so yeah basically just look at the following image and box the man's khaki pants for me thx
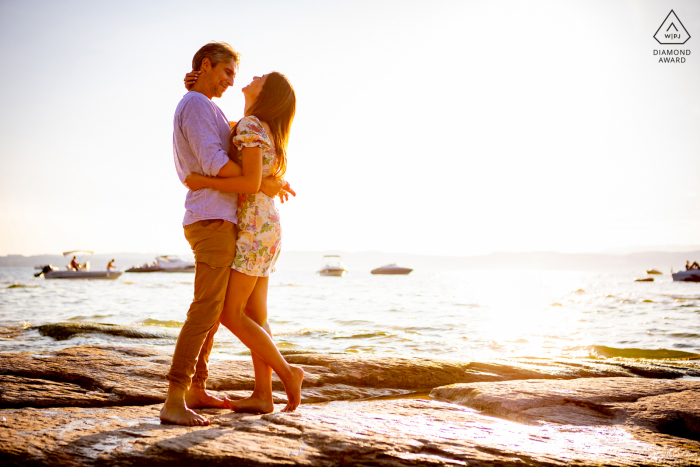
[166,219,238,390]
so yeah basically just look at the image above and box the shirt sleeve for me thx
[232,116,267,150]
[180,97,230,177]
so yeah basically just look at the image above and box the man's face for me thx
[208,59,237,98]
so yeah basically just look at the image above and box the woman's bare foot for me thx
[159,403,210,426]
[281,365,304,412]
[185,386,230,409]
[228,395,274,414]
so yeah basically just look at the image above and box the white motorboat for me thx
[126,255,195,273]
[35,251,123,280]
[672,270,700,282]
[317,255,347,277]
[371,263,413,275]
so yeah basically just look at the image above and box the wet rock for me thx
[467,356,698,380]
[34,322,177,340]
[589,346,700,359]
[0,325,29,339]
[285,354,476,389]
[283,354,641,388]
[431,377,700,445]
[0,347,418,408]
[2,346,700,465]
[0,375,120,408]
[2,399,699,466]
[0,346,171,407]
[222,386,415,405]
[2,346,699,410]
[621,389,700,442]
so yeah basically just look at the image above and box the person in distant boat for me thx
[692,261,700,270]
[106,259,116,271]
[161,42,293,427]
[70,256,80,271]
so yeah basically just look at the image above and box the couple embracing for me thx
[160,42,304,426]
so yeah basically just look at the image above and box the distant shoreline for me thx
[2,250,700,272]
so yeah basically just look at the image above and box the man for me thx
[160,42,285,426]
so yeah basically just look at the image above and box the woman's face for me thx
[242,74,269,101]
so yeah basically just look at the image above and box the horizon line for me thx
[3,248,700,259]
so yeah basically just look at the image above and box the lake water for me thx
[1,267,699,362]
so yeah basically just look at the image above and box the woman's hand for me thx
[278,181,297,204]
[184,71,201,90]
[260,176,284,198]
[183,173,209,191]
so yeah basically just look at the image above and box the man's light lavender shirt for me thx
[173,91,238,226]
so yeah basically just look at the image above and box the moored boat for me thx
[371,263,413,275]
[35,251,123,280]
[317,255,347,277]
[36,265,123,280]
[126,255,195,273]
[672,270,700,282]
[645,269,662,275]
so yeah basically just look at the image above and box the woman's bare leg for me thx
[220,270,304,411]
[229,277,274,413]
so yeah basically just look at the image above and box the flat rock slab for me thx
[431,377,700,443]
[2,346,699,410]
[2,399,698,466]
[0,375,120,408]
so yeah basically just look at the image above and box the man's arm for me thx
[181,99,231,177]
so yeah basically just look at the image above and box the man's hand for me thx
[184,71,201,91]
[183,173,208,191]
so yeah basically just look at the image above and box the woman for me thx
[184,71,303,413]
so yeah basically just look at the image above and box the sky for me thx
[0,0,699,257]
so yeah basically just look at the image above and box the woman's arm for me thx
[217,160,243,178]
[205,152,288,199]
[185,148,262,194]
[184,71,200,90]
[213,160,289,199]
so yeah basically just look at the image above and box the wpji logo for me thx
[654,10,690,44]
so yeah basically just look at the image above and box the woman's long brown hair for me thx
[230,71,296,178]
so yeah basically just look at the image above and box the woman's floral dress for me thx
[231,116,282,277]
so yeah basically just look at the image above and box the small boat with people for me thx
[317,255,347,277]
[35,251,123,280]
[126,255,195,273]
[672,270,700,282]
[671,261,700,282]
[371,263,413,275]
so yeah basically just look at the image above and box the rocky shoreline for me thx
[1,346,699,466]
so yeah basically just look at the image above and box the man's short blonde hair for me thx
[192,42,241,71]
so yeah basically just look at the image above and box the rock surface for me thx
[431,377,700,445]
[34,322,178,340]
[2,399,699,466]
[2,346,698,409]
[1,346,700,466]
